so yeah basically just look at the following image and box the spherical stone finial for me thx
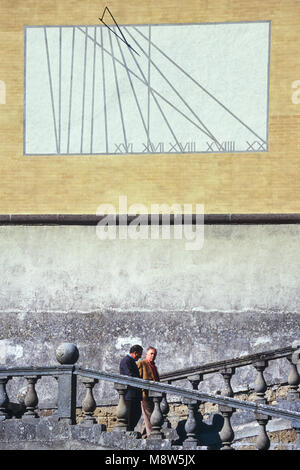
[56,343,79,365]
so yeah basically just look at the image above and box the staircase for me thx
[0,342,300,450]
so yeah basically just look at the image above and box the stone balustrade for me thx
[0,342,300,450]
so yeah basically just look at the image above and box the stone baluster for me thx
[23,376,41,419]
[0,377,11,421]
[254,412,270,450]
[187,374,202,411]
[253,361,268,404]
[160,392,170,428]
[220,368,235,397]
[81,377,98,425]
[252,361,271,449]
[288,349,300,400]
[114,383,128,432]
[287,358,300,401]
[219,369,235,450]
[183,398,199,446]
[219,405,235,450]
[149,391,164,439]
[188,374,202,391]
[182,374,203,447]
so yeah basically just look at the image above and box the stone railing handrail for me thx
[1,364,300,423]
[1,343,300,450]
[76,366,300,423]
[0,365,75,377]
[159,344,298,382]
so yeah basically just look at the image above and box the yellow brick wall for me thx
[0,0,299,214]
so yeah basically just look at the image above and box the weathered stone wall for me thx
[0,224,299,403]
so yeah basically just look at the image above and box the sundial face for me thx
[24,9,270,156]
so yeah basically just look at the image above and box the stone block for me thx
[97,430,130,450]
[92,423,106,443]
[22,415,40,424]
[162,427,179,441]
[145,439,173,450]
[94,407,108,416]
[1,420,23,442]
[52,420,72,440]
[19,421,37,441]
[182,440,199,449]
[280,429,297,443]
[71,423,95,442]
[107,416,118,429]
[97,416,109,428]
[268,431,279,443]
[0,423,6,441]
[36,417,56,441]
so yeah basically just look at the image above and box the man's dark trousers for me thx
[119,355,142,431]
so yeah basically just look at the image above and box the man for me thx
[119,344,143,431]
[137,346,160,438]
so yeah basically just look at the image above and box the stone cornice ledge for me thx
[0,214,300,225]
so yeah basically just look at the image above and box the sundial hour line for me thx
[99,6,140,56]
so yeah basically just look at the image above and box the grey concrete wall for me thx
[0,224,299,403]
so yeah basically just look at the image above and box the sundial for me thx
[24,8,271,156]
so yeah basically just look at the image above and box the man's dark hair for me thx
[129,344,143,354]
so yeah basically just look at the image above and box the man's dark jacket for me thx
[119,355,142,400]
